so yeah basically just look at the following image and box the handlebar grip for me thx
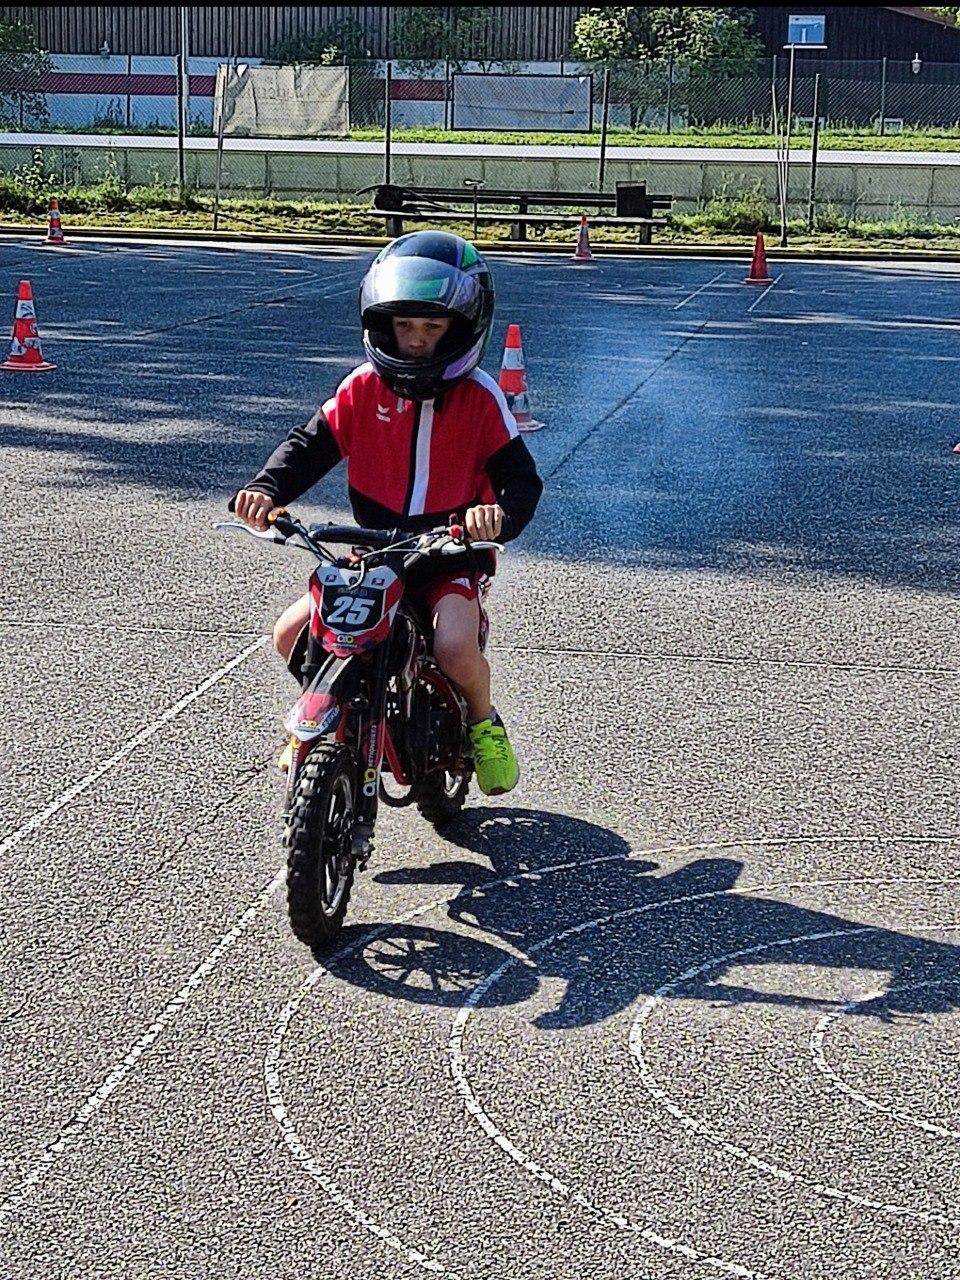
[307,523,397,547]
[267,509,297,538]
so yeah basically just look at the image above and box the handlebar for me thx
[214,510,503,560]
[272,515,397,547]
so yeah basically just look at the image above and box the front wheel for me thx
[285,745,356,951]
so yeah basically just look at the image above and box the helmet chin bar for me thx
[362,328,486,401]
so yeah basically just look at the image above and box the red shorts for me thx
[413,572,490,651]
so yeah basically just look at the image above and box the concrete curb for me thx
[4,221,960,264]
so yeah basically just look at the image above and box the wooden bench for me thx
[357,182,674,244]
[367,207,667,243]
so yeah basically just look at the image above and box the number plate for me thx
[319,583,385,632]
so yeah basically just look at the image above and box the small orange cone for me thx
[45,197,65,246]
[572,214,593,262]
[498,323,543,433]
[1,280,56,372]
[745,232,773,284]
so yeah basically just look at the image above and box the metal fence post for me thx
[213,66,227,230]
[598,67,611,189]
[807,72,821,231]
[879,55,887,135]
[126,53,132,128]
[770,53,778,132]
[666,55,674,134]
[176,39,186,193]
[384,60,392,184]
[780,43,796,247]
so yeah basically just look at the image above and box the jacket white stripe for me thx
[469,368,519,440]
[408,398,434,516]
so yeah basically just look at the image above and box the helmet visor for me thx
[361,256,481,321]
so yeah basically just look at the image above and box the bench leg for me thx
[386,214,403,237]
[639,224,652,245]
[511,220,526,241]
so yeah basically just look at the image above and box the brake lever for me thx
[437,537,503,555]
[213,520,287,544]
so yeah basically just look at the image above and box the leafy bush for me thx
[670,178,773,233]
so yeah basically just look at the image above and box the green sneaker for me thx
[469,718,520,796]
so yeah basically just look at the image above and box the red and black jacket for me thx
[241,364,543,547]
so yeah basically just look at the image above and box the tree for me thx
[392,6,513,73]
[570,6,763,74]
[0,18,50,127]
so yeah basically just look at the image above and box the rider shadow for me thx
[332,807,960,1026]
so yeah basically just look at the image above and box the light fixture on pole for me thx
[912,52,922,75]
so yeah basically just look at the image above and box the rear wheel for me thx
[416,767,471,828]
[413,672,471,828]
[285,745,356,951]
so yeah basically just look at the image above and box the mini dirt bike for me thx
[217,511,502,951]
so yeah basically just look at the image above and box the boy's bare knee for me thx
[273,619,292,661]
[274,594,311,662]
[434,633,480,679]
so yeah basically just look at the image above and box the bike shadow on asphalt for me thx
[331,806,960,1027]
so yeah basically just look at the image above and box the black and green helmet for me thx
[359,230,495,400]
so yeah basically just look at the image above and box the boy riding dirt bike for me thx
[226,232,543,946]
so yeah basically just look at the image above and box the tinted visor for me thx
[361,257,481,321]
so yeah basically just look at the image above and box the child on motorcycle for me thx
[231,231,543,797]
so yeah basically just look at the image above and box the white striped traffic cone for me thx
[1,279,56,372]
[498,323,543,432]
[45,197,66,246]
[572,214,593,262]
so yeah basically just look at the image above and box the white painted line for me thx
[268,834,960,1279]
[629,919,960,1227]
[0,636,269,862]
[446,868,960,1274]
[0,863,286,1225]
[747,272,784,313]
[810,968,960,1140]
[265,967,458,1277]
[673,270,726,309]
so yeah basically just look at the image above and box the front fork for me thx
[349,639,392,868]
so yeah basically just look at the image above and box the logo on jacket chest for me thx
[375,395,407,425]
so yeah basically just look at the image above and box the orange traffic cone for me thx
[45,197,65,246]
[572,213,593,262]
[1,280,56,372]
[498,323,543,433]
[745,232,773,284]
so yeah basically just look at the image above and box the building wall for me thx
[750,7,960,62]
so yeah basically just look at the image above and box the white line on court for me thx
[747,272,784,312]
[0,863,286,1225]
[673,270,726,309]
[0,635,269,862]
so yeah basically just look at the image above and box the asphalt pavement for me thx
[1,235,959,1280]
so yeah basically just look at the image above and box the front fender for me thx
[284,655,361,743]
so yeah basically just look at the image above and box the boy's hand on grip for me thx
[465,504,503,542]
[235,489,278,531]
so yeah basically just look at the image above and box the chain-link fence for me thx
[8,55,960,136]
[4,55,960,234]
